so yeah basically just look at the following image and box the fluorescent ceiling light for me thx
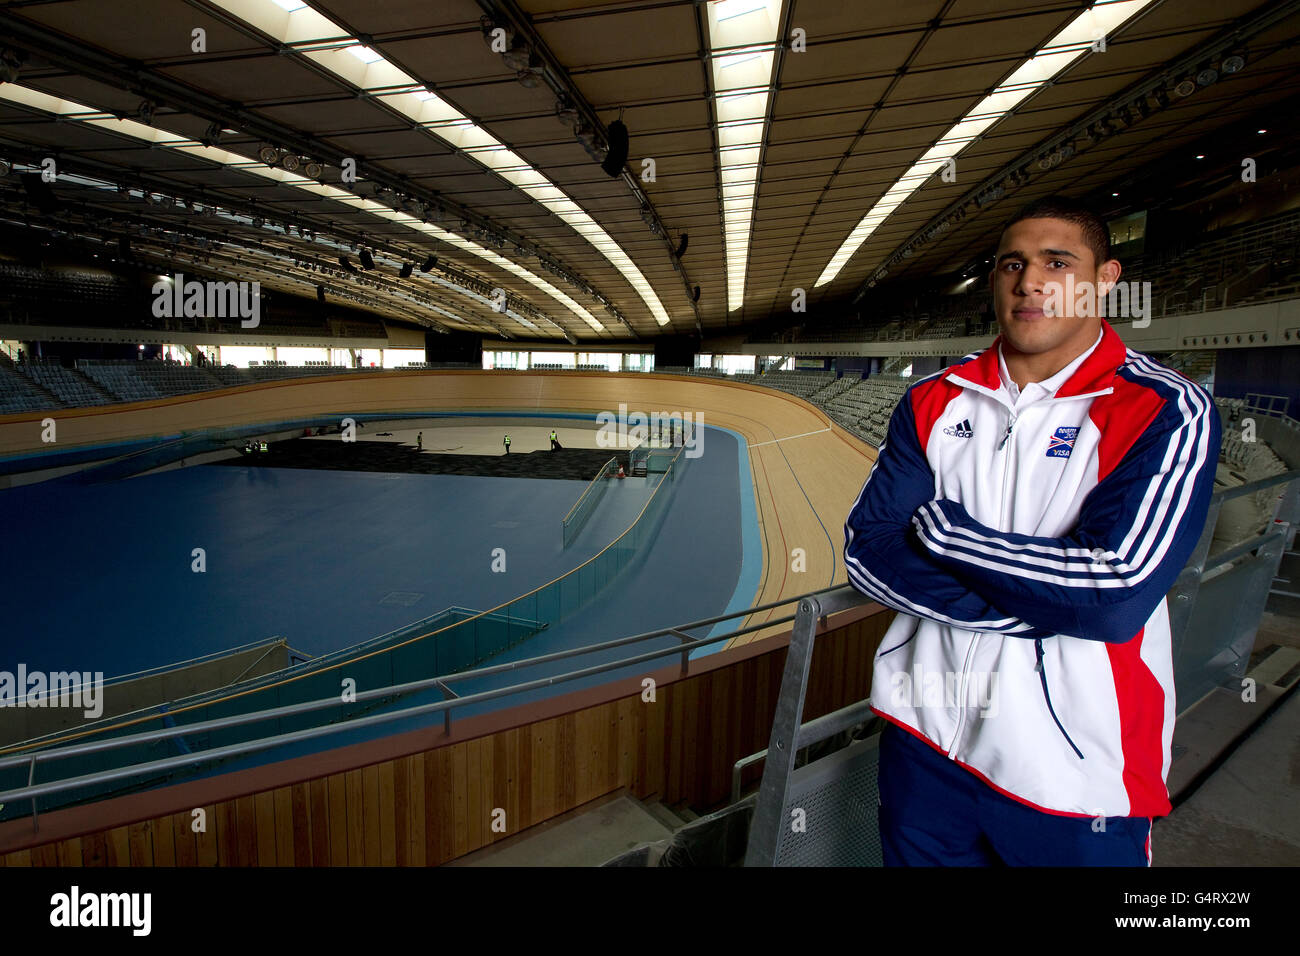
[345,44,383,65]
[706,4,780,313]
[202,0,670,328]
[813,0,1159,288]
[0,82,603,335]
[717,0,769,22]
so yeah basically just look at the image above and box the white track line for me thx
[748,427,832,447]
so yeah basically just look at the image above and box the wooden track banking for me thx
[0,371,879,648]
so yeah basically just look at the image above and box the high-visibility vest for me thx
[504,435,511,445]
[550,431,557,440]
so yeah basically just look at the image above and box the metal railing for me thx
[561,456,618,547]
[3,465,1295,846]
[0,445,693,822]
[0,588,804,824]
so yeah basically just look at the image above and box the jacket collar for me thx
[947,319,1126,400]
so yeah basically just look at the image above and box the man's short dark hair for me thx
[1001,195,1111,267]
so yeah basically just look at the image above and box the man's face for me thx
[988,217,1119,360]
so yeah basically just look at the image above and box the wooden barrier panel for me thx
[0,606,892,867]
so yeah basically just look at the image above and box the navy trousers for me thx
[877,722,1153,866]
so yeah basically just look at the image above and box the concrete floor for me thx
[445,792,674,867]
[1156,688,1300,865]
[1156,547,1300,866]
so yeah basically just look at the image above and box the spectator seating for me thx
[75,361,163,403]
[15,363,116,407]
[0,366,57,414]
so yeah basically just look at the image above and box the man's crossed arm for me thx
[844,374,1221,644]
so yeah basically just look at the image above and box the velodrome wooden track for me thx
[0,371,879,648]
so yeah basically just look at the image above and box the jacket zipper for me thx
[945,635,981,756]
[1035,638,1085,759]
[948,406,1017,756]
[997,413,1016,451]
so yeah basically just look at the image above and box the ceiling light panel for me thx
[205,0,670,327]
[0,82,603,334]
[706,0,783,313]
[813,0,1159,288]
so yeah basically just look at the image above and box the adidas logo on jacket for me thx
[844,320,1221,818]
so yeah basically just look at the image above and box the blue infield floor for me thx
[0,425,752,798]
[0,465,659,676]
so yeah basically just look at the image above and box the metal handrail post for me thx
[744,585,864,866]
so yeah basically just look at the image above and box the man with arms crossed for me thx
[844,196,1221,865]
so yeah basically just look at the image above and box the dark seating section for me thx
[0,366,55,414]
[748,206,1300,347]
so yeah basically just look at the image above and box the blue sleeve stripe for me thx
[1114,353,1214,568]
[913,505,1137,586]
[844,556,1034,632]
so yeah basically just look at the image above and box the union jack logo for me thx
[1046,426,1079,459]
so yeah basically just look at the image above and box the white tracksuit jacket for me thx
[844,320,1221,818]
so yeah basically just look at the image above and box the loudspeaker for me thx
[316,286,326,303]
[674,233,689,259]
[421,255,437,272]
[338,255,356,272]
[601,119,629,177]
[358,248,375,270]
[399,262,413,279]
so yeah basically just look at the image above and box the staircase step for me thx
[671,802,699,823]
[641,801,688,832]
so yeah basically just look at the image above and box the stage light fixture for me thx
[555,97,579,126]
[501,43,533,73]
[0,48,23,85]
[258,145,281,165]
[1221,53,1246,74]
[304,161,323,179]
